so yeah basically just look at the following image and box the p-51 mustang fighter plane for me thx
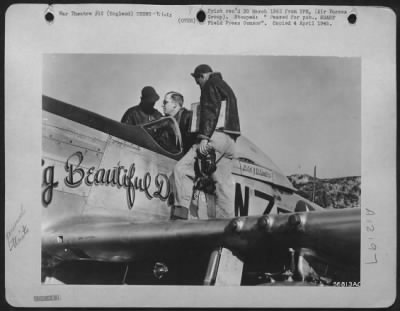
[41,95,360,286]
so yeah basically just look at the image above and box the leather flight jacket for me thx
[198,72,241,140]
[121,103,163,126]
[175,108,197,153]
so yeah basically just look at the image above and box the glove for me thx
[198,149,217,176]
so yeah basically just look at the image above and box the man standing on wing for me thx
[121,86,162,126]
[172,64,241,220]
[162,91,196,153]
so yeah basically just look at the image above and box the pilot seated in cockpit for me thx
[162,91,196,154]
[172,64,241,220]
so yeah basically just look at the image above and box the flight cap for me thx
[141,86,160,103]
[191,64,213,78]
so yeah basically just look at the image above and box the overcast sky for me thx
[43,54,360,178]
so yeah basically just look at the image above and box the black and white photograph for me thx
[41,54,361,286]
[5,4,396,308]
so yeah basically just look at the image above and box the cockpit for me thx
[42,95,185,159]
[142,117,183,155]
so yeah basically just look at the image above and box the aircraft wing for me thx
[42,208,360,267]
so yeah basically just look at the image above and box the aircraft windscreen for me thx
[143,117,182,154]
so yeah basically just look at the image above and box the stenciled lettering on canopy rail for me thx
[41,151,170,209]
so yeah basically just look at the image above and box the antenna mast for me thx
[312,165,316,202]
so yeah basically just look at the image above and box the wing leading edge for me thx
[42,208,360,267]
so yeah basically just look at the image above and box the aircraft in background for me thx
[41,95,360,286]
